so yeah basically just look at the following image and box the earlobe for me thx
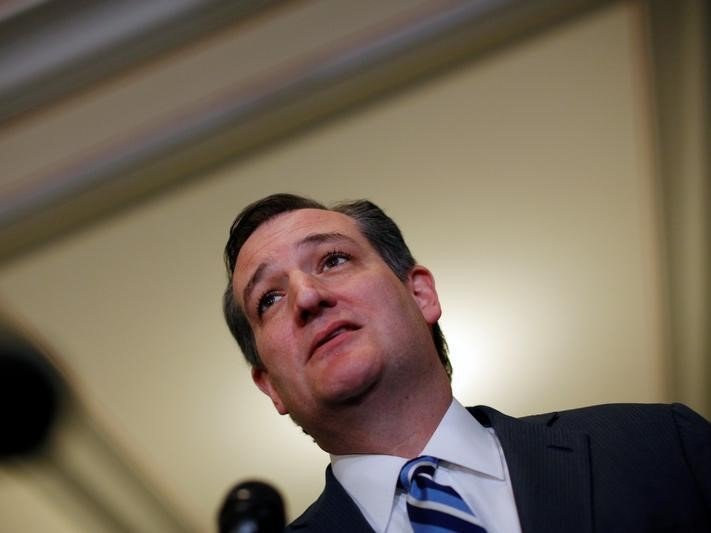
[408,265,442,325]
[251,367,289,415]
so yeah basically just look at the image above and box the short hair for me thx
[223,193,451,378]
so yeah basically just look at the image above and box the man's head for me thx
[223,193,451,377]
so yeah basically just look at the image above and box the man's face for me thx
[232,209,441,430]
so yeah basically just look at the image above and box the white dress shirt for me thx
[330,399,522,533]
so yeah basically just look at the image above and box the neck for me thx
[308,362,453,457]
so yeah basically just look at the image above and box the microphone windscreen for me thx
[218,479,286,533]
[0,331,62,459]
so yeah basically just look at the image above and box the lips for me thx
[310,321,360,357]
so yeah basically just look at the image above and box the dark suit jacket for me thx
[286,403,711,532]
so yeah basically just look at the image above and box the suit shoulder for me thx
[286,479,333,532]
[286,500,319,531]
[286,465,372,532]
[470,402,709,435]
[517,402,710,438]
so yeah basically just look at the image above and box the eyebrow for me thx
[241,232,358,308]
[299,231,356,248]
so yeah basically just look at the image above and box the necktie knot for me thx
[399,455,439,491]
[398,455,488,532]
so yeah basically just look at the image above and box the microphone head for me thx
[218,479,285,533]
[0,329,62,459]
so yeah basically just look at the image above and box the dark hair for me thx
[222,193,451,378]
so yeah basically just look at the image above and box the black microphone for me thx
[218,480,286,533]
[0,326,63,459]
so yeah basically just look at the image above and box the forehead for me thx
[234,208,365,280]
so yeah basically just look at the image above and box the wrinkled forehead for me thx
[233,208,364,289]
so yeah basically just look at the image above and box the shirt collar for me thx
[330,399,504,531]
[330,453,404,531]
[423,398,504,480]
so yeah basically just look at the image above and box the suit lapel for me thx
[470,406,594,533]
[288,465,374,532]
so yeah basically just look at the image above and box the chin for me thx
[318,363,382,406]
[326,378,379,406]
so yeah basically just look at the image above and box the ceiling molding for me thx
[0,0,284,123]
[0,0,610,264]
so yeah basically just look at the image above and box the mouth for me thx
[310,322,360,357]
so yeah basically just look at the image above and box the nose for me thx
[289,272,335,326]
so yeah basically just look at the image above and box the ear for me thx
[407,265,442,325]
[251,366,289,415]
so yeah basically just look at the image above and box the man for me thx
[223,193,711,532]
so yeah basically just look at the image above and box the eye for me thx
[257,290,283,317]
[321,250,351,272]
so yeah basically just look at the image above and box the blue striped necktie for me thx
[399,455,488,532]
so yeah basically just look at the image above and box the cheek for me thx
[253,328,280,368]
[254,322,297,371]
[368,277,413,314]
